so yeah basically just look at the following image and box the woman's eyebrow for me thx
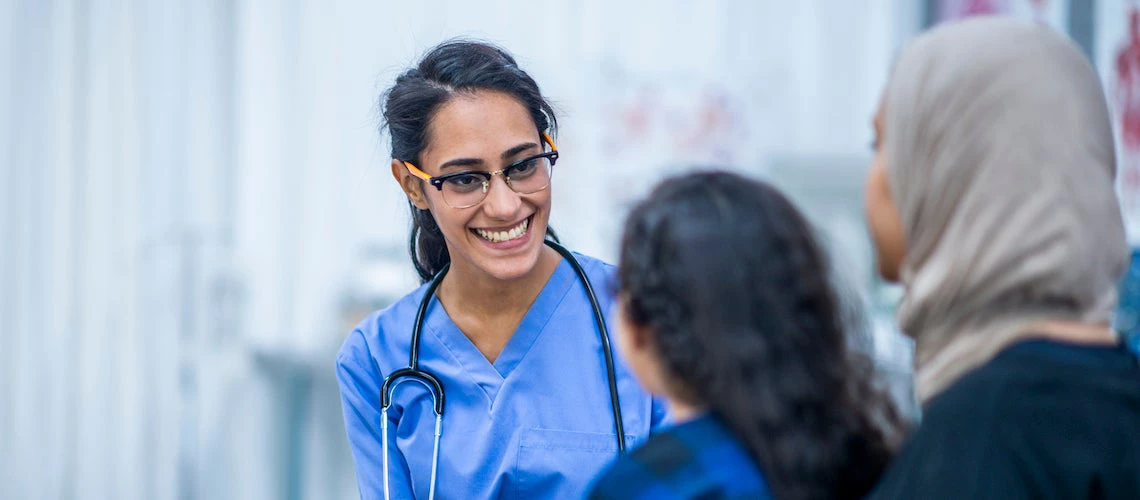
[438,142,539,171]
[502,142,539,159]
[438,157,483,171]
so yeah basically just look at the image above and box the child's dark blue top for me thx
[588,413,771,500]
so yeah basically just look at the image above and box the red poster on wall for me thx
[935,0,1066,29]
[1117,10,1140,160]
[1101,1,1140,242]
[939,0,1011,19]
[1116,8,1140,237]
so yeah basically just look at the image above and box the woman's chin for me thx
[472,243,545,282]
[485,258,541,282]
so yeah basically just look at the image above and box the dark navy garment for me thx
[588,413,771,500]
[871,339,1140,500]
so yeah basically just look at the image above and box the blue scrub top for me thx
[337,253,669,499]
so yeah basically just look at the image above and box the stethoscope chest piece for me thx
[378,240,625,499]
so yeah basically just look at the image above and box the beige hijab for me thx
[883,17,1128,404]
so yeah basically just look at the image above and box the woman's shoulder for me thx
[569,251,614,270]
[336,281,432,369]
[569,251,618,289]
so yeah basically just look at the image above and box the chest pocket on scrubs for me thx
[514,428,634,499]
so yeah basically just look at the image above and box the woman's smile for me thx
[470,214,533,250]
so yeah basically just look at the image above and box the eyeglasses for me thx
[403,133,559,209]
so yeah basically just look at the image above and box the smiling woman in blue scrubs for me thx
[336,40,667,499]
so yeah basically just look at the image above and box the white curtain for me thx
[0,1,913,499]
[2,1,242,498]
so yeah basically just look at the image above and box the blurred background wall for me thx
[1,0,1133,499]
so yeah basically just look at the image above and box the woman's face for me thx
[395,90,552,282]
[864,99,907,282]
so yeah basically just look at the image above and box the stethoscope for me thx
[378,239,626,500]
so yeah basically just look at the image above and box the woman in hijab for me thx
[865,17,1140,498]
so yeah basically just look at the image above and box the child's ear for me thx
[392,159,430,210]
[616,295,668,397]
[626,318,652,350]
[617,294,653,351]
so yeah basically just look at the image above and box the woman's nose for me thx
[480,174,522,219]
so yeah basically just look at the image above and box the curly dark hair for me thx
[618,171,902,500]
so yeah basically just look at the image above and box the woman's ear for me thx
[392,158,430,210]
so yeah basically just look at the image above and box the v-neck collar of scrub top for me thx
[422,256,577,409]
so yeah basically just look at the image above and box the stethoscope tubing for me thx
[378,239,625,499]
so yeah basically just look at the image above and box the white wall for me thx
[0,1,917,499]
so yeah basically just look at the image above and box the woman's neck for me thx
[437,245,562,316]
[1025,320,1119,346]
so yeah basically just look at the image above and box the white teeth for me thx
[476,218,529,243]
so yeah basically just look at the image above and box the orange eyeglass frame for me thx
[402,133,558,182]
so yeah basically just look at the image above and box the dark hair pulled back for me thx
[618,171,902,500]
[381,40,558,283]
